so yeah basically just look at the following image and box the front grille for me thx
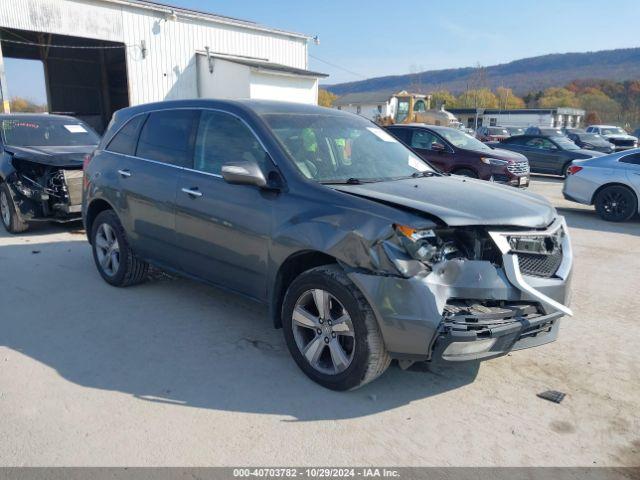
[610,139,635,147]
[517,249,563,278]
[507,162,530,175]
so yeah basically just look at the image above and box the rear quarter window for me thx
[106,115,147,156]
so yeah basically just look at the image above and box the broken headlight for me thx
[394,224,461,266]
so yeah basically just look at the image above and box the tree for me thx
[585,111,602,125]
[318,89,337,107]
[577,90,621,124]
[456,88,498,108]
[537,87,579,108]
[10,97,47,113]
[430,90,457,109]
[495,87,525,109]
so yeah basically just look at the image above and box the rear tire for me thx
[561,162,572,178]
[0,183,29,233]
[594,185,637,222]
[453,168,478,179]
[91,209,149,286]
[282,265,390,391]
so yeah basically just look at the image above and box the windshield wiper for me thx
[321,177,379,185]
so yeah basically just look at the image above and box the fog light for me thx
[442,338,497,360]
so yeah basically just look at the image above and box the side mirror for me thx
[431,142,446,152]
[221,161,267,187]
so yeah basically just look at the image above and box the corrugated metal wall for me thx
[0,0,309,105]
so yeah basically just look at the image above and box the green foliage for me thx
[430,90,457,109]
[537,88,580,108]
[495,87,525,109]
[456,88,499,108]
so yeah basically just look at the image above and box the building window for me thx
[489,118,497,126]
[377,105,382,114]
[356,106,362,114]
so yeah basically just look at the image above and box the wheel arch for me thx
[85,198,117,243]
[590,182,638,207]
[270,250,339,329]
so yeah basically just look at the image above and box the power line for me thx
[309,54,366,79]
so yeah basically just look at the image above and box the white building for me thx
[0,0,326,131]
[448,107,585,129]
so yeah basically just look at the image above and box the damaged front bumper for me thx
[348,217,572,363]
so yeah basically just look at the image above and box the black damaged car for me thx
[0,114,100,233]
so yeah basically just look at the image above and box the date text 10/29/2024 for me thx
[233,469,400,478]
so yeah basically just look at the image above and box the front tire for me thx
[91,209,149,286]
[0,183,29,233]
[594,185,638,222]
[282,265,390,391]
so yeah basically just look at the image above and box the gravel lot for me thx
[0,177,638,467]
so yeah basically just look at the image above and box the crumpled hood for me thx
[331,175,556,228]
[5,145,96,167]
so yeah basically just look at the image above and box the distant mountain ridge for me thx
[325,48,640,96]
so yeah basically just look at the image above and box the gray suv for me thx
[83,100,573,390]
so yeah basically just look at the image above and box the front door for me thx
[408,129,455,172]
[175,110,275,301]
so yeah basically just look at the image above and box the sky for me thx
[4,0,640,104]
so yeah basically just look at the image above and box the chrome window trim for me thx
[103,106,277,174]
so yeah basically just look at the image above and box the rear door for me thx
[122,109,199,266]
[620,153,640,199]
[521,137,558,173]
[175,109,274,301]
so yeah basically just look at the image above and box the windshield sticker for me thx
[408,155,429,171]
[64,124,87,133]
[367,127,398,143]
[2,120,39,129]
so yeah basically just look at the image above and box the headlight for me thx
[480,157,509,166]
[394,224,460,265]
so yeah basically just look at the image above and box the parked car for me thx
[0,114,100,233]
[83,100,573,390]
[566,132,615,154]
[585,125,638,151]
[498,135,604,176]
[563,128,586,135]
[563,149,640,222]
[504,126,526,136]
[385,124,530,187]
[475,126,510,142]
[524,126,565,137]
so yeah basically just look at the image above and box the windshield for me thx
[262,113,433,183]
[439,128,492,151]
[488,127,509,135]
[600,127,627,135]
[1,117,99,147]
[507,127,525,135]
[552,136,580,150]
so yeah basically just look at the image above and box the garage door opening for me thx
[0,27,129,133]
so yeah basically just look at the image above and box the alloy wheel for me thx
[0,190,10,227]
[95,223,120,277]
[601,190,631,220]
[292,289,355,375]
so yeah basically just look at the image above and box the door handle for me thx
[117,169,131,178]
[181,187,203,198]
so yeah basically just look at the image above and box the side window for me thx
[411,130,439,150]
[106,115,146,156]
[136,110,199,166]
[620,153,640,165]
[413,100,426,112]
[193,110,268,175]
[386,128,411,144]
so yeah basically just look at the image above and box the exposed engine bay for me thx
[8,158,83,221]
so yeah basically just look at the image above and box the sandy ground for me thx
[0,177,638,467]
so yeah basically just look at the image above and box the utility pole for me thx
[0,38,11,113]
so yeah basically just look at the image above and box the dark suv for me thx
[385,124,530,187]
[83,100,573,390]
